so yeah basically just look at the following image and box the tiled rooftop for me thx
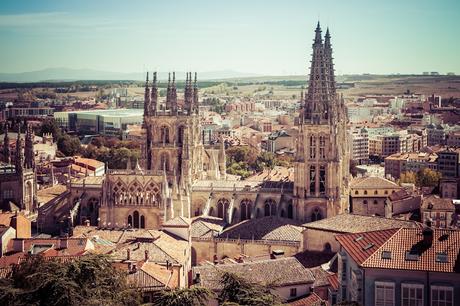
[193,257,315,290]
[335,229,399,264]
[303,213,420,233]
[289,292,327,306]
[191,216,226,238]
[350,176,399,189]
[421,195,455,211]
[219,216,303,242]
[362,228,460,273]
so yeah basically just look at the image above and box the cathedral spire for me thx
[150,71,158,116]
[171,72,178,114]
[24,123,35,170]
[314,21,322,46]
[15,127,24,174]
[304,23,334,124]
[192,72,199,115]
[166,72,172,111]
[144,72,151,117]
[3,122,10,164]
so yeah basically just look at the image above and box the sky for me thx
[0,0,459,76]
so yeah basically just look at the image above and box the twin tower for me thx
[143,71,199,117]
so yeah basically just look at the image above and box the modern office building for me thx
[54,109,144,136]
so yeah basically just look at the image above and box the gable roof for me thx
[350,176,399,189]
[303,213,419,233]
[335,229,399,265]
[193,257,315,290]
[362,228,460,273]
[219,216,303,242]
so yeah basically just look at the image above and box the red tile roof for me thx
[327,273,339,290]
[335,229,399,265]
[289,292,327,306]
[363,228,460,273]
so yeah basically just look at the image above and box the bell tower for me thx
[293,23,349,222]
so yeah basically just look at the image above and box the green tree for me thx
[416,168,442,187]
[39,118,62,140]
[151,286,212,306]
[57,134,81,156]
[399,171,417,184]
[0,255,140,306]
[218,272,281,306]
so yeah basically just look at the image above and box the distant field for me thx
[1,75,459,101]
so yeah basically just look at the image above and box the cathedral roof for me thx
[218,216,303,243]
[193,257,315,290]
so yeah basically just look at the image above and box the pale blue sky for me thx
[0,0,459,75]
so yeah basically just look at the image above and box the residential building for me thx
[350,177,401,216]
[437,148,460,178]
[335,226,460,306]
[421,195,459,228]
[349,127,369,165]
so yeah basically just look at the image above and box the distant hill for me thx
[0,68,262,83]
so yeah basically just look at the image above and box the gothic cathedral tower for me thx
[293,23,349,222]
[143,72,204,218]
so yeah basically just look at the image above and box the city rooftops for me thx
[303,214,420,233]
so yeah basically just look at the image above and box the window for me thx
[401,283,423,306]
[310,166,316,193]
[431,285,453,306]
[319,165,326,194]
[2,189,13,199]
[290,288,297,297]
[375,281,395,306]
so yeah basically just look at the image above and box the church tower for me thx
[2,122,10,164]
[143,71,204,218]
[294,23,349,222]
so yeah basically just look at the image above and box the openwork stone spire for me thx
[304,22,336,124]
[3,122,10,164]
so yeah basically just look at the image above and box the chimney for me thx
[193,272,201,285]
[59,238,68,249]
[422,219,434,247]
[166,259,170,270]
[84,219,90,227]
[127,248,131,260]
[13,239,25,253]
[144,250,149,262]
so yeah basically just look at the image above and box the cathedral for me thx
[0,123,37,214]
[68,23,349,230]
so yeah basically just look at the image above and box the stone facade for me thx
[66,24,350,231]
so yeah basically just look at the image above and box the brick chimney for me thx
[127,248,131,260]
[144,250,149,261]
[13,239,25,253]
[59,238,69,249]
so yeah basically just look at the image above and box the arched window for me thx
[140,215,145,228]
[374,190,378,195]
[133,211,140,228]
[160,153,170,171]
[324,243,332,253]
[160,126,170,143]
[264,199,276,217]
[217,199,230,220]
[374,200,378,205]
[319,165,326,194]
[287,203,293,219]
[309,136,316,159]
[310,166,316,194]
[363,200,368,205]
[264,203,270,217]
[364,190,368,195]
[311,208,322,222]
[128,215,133,227]
[178,126,185,145]
[240,199,252,221]
[384,190,388,195]
[280,209,285,217]
[355,190,359,195]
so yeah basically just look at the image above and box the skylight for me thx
[363,243,374,251]
[381,251,392,259]
[405,251,420,261]
[435,252,448,263]
[355,236,364,242]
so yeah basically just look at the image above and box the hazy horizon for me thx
[1,0,459,76]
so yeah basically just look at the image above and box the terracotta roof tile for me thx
[219,216,303,242]
[303,214,419,233]
[193,257,315,290]
[289,292,327,306]
[335,229,399,265]
[350,176,399,189]
[362,228,460,273]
